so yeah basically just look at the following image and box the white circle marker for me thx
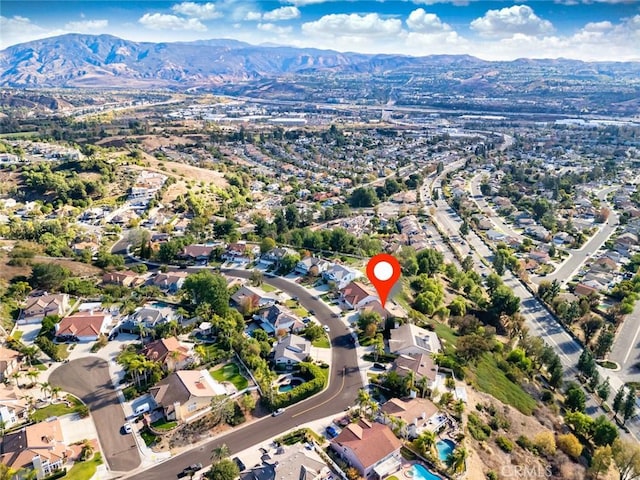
[373,261,393,281]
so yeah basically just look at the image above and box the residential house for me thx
[390,354,439,388]
[274,334,311,366]
[0,418,71,479]
[243,446,330,480]
[592,256,618,273]
[130,305,175,329]
[0,383,29,429]
[524,225,551,241]
[259,247,296,268]
[102,270,145,288]
[181,244,216,262]
[529,250,551,264]
[221,242,259,263]
[231,285,280,311]
[153,271,189,293]
[486,230,507,241]
[615,232,638,251]
[20,294,71,325]
[55,312,110,342]
[322,264,360,290]
[358,300,407,321]
[141,337,194,372]
[71,240,100,255]
[254,305,305,335]
[330,419,402,478]
[0,347,21,382]
[295,256,332,276]
[150,370,227,423]
[389,323,441,356]
[340,282,378,310]
[379,397,439,439]
[574,283,600,297]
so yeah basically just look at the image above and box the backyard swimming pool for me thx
[411,463,442,480]
[436,439,455,462]
[278,378,303,392]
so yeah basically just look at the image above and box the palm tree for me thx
[211,443,230,463]
[50,386,62,401]
[195,345,208,365]
[22,346,40,367]
[10,371,22,388]
[356,388,371,416]
[414,431,436,457]
[416,376,429,398]
[26,369,40,387]
[39,382,51,399]
[447,446,468,476]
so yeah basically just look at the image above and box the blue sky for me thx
[1,1,639,60]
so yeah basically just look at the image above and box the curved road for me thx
[56,244,364,479]
[49,357,141,473]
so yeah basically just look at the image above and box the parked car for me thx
[233,457,246,472]
[323,325,330,332]
[123,423,133,434]
[179,463,203,478]
[326,425,339,438]
[373,363,387,371]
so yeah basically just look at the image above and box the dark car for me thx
[373,362,387,370]
[331,313,340,318]
[232,457,246,472]
[178,464,203,478]
[326,425,339,438]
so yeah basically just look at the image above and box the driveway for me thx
[49,357,141,473]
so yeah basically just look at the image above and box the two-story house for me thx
[152,271,189,293]
[254,304,305,335]
[19,294,71,325]
[322,264,360,290]
[141,337,194,372]
[0,347,21,383]
[340,282,378,310]
[0,383,29,429]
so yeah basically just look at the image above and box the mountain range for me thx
[1,34,639,89]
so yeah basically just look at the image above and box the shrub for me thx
[486,472,498,480]
[496,436,514,453]
[533,431,556,456]
[468,413,491,441]
[516,435,534,451]
[557,433,583,460]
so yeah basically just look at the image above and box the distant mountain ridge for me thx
[0,33,638,89]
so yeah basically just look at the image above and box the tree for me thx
[565,411,594,438]
[461,255,474,272]
[492,250,505,276]
[182,271,229,316]
[29,262,70,290]
[582,317,603,345]
[413,430,436,457]
[592,415,618,447]
[348,187,378,208]
[0,463,17,480]
[577,349,596,378]
[446,446,467,475]
[260,237,276,254]
[623,387,637,425]
[26,369,40,387]
[557,433,583,460]
[490,285,520,318]
[211,443,231,463]
[594,328,615,358]
[249,269,263,287]
[565,383,586,413]
[597,377,611,404]
[612,438,640,480]
[459,221,469,237]
[416,248,444,277]
[207,459,240,480]
[239,394,256,414]
[613,387,626,420]
[279,253,300,274]
[589,445,612,480]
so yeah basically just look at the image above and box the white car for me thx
[323,325,330,332]
[123,423,133,434]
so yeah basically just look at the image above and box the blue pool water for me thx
[436,439,455,462]
[278,379,303,393]
[412,464,442,480]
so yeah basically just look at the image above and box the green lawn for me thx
[210,363,249,390]
[151,418,178,431]
[12,331,23,340]
[65,453,102,480]
[473,354,537,416]
[433,322,458,355]
[312,335,330,348]
[31,402,76,422]
[261,283,277,293]
[285,299,309,317]
[56,343,70,360]
[140,430,158,447]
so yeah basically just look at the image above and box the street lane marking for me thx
[623,311,640,365]
[292,369,346,418]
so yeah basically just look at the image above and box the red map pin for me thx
[366,253,401,308]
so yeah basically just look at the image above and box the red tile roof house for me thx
[141,337,194,372]
[340,282,378,310]
[330,419,402,478]
[54,312,111,342]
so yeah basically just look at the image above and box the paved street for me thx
[49,357,141,473]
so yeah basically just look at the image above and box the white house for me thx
[389,323,441,356]
[295,256,332,276]
[323,264,360,290]
[274,334,312,366]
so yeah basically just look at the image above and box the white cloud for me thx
[263,6,300,21]
[64,19,109,32]
[286,0,332,5]
[470,5,554,38]
[0,16,53,48]
[302,13,403,38]
[406,9,451,32]
[244,11,263,21]
[171,2,221,20]
[257,23,293,34]
[138,13,207,31]
[412,0,470,5]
